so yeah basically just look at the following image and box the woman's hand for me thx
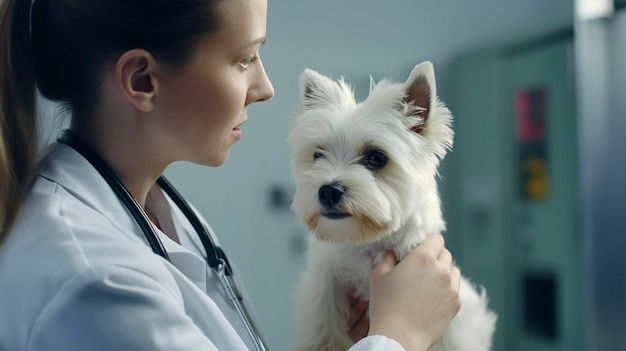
[367,234,461,351]
[347,291,370,342]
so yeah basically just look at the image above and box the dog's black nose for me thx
[318,183,345,208]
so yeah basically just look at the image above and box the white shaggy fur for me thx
[289,62,497,351]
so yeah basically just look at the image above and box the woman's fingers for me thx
[451,265,461,290]
[415,234,445,260]
[346,289,371,342]
[438,247,453,266]
[371,250,396,277]
[367,233,461,350]
[348,299,370,342]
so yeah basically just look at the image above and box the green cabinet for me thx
[446,29,582,351]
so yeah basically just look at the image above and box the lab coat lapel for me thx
[155,228,208,293]
[36,143,144,246]
[37,143,209,293]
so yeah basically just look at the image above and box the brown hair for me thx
[0,0,224,243]
[0,0,37,242]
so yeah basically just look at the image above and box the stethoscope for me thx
[57,129,268,351]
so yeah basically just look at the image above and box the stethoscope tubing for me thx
[57,129,268,351]
[57,130,170,260]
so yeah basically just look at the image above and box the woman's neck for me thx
[69,121,168,208]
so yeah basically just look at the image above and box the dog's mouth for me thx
[321,212,351,220]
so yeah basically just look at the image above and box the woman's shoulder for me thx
[0,196,184,350]
[0,174,184,346]
[3,173,166,276]
[7,143,158,269]
[0,173,175,304]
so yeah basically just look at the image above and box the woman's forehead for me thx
[207,0,268,51]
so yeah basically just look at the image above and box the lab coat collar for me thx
[36,143,208,292]
[154,225,208,292]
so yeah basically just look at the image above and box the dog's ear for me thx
[403,62,437,134]
[299,68,348,109]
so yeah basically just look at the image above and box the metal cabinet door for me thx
[506,38,583,351]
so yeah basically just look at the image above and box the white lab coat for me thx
[0,143,404,351]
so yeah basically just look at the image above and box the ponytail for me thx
[0,0,38,243]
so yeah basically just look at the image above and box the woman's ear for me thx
[116,49,158,112]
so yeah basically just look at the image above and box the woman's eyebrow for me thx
[241,36,267,50]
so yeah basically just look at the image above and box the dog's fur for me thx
[289,62,497,351]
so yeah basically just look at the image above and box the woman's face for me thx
[154,0,274,167]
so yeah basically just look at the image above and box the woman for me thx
[0,0,461,350]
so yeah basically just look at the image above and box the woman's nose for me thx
[249,59,274,104]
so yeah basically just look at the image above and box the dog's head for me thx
[288,62,453,244]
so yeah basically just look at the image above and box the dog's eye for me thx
[363,150,387,169]
[313,150,325,161]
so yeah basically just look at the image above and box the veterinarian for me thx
[0,0,461,350]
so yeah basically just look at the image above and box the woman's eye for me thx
[239,54,259,69]
[363,150,387,170]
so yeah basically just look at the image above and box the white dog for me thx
[289,62,497,351]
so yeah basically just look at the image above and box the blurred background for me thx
[39,0,626,350]
[170,0,626,350]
